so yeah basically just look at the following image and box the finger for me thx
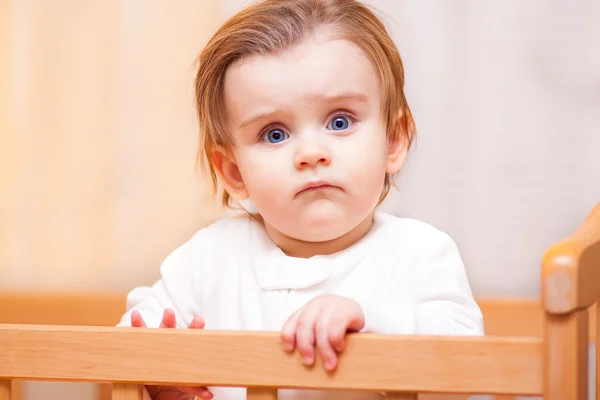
[280,308,302,352]
[295,305,323,366]
[188,316,206,329]
[130,310,147,328]
[315,308,338,371]
[159,308,177,328]
[148,385,213,400]
[345,304,365,332]
[327,306,355,353]
[327,321,348,353]
[174,385,213,399]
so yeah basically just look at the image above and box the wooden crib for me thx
[1,202,599,400]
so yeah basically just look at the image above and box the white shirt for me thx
[118,211,484,399]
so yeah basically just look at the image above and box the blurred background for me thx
[1,0,599,399]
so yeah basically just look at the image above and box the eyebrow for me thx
[315,92,369,104]
[237,92,369,130]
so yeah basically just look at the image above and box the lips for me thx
[296,180,340,196]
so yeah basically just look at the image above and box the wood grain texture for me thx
[112,384,144,400]
[1,294,577,400]
[99,384,112,400]
[0,381,11,400]
[1,293,596,339]
[0,324,543,396]
[0,292,125,326]
[542,202,600,314]
[384,392,418,399]
[544,310,589,400]
[247,388,278,400]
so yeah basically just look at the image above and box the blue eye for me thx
[264,128,288,143]
[328,116,350,131]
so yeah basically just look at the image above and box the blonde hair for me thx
[195,0,416,207]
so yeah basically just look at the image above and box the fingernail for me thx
[324,361,333,370]
[302,355,313,365]
[282,342,293,352]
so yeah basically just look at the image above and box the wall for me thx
[222,0,600,297]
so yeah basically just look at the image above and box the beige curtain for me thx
[1,0,222,292]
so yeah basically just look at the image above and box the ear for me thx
[210,149,249,201]
[386,110,410,174]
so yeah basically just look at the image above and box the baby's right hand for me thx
[131,309,213,400]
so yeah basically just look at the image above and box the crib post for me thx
[0,380,11,400]
[544,309,589,400]
[247,388,278,399]
[111,384,144,400]
[541,202,600,400]
[383,392,418,399]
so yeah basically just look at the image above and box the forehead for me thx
[223,36,381,123]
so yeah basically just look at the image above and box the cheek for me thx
[235,148,290,200]
[341,127,388,180]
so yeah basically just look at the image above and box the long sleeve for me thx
[359,229,484,336]
[117,237,203,329]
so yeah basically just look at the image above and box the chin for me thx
[295,207,357,242]
[260,201,372,243]
[290,225,348,243]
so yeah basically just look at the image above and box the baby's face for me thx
[222,34,398,243]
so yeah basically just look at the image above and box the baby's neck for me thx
[260,213,375,258]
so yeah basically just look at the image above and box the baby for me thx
[118,0,484,399]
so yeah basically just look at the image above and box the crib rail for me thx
[0,324,543,399]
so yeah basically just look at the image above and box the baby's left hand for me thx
[280,294,364,372]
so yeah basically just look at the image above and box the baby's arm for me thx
[117,239,208,400]
[117,240,202,329]
[360,230,484,336]
[117,281,183,328]
[279,229,483,372]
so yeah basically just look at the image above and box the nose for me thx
[294,141,331,169]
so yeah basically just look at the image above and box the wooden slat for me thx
[418,395,513,399]
[385,392,417,399]
[99,383,112,400]
[544,310,589,400]
[247,388,278,400]
[0,292,124,326]
[0,324,542,396]
[0,380,11,400]
[1,292,597,339]
[10,381,18,400]
[421,396,513,400]
[477,298,544,337]
[112,384,143,400]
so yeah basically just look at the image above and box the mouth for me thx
[296,180,340,196]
